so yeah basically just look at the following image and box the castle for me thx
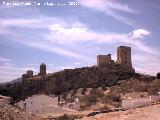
[22,46,134,80]
[97,46,133,70]
[22,63,46,80]
[5,46,136,102]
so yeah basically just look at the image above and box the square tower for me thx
[117,46,132,68]
[97,54,112,67]
[39,63,46,76]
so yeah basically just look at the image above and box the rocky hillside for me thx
[0,104,43,120]
[110,78,160,95]
[0,66,138,103]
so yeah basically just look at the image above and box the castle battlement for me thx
[97,46,133,69]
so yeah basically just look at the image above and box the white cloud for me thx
[0,56,40,83]
[29,42,89,60]
[47,21,128,44]
[47,21,157,57]
[0,18,40,26]
[129,29,151,39]
[0,17,157,58]
[74,62,81,65]
[132,54,160,75]
[79,0,134,13]
[78,0,136,25]
[47,22,93,44]
[0,57,12,62]
[0,62,39,83]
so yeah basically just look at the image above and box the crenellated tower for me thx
[117,46,132,68]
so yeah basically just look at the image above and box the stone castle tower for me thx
[96,46,133,69]
[117,46,132,68]
[97,54,112,67]
[39,63,46,76]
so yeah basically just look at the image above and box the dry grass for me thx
[82,103,160,120]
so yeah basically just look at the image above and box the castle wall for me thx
[97,54,112,67]
[27,70,33,78]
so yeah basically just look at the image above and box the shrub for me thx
[103,93,121,103]
[90,88,96,94]
[54,114,82,120]
[100,79,107,91]
[71,89,78,98]
[62,92,68,100]
[80,89,105,110]
[156,72,160,79]
[90,88,104,98]
[147,87,159,95]
[81,87,87,95]
[88,94,99,103]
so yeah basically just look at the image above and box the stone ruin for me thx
[22,63,46,80]
[22,46,134,80]
[97,46,134,72]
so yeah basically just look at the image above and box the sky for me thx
[0,0,160,83]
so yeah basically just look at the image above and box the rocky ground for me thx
[0,104,43,120]
[1,99,160,120]
[82,103,160,120]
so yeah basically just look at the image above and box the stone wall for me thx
[97,54,112,67]
[122,95,160,110]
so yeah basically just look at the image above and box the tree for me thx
[100,79,107,91]
[71,89,78,98]
[156,72,160,79]
[81,87,87,95]
[62,92,68,100]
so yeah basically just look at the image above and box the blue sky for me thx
[0,0,160,83]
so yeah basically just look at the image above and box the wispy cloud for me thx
[0,57,12,62]
[79,0,135,13]
[47,22,127,44]
[47,21,158,56]
[78,0,137,25]
[29,43,89,59]
[0,18,40,26]
[0,17,158,58]
[0,59,40,83]
[133,54,160,75]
